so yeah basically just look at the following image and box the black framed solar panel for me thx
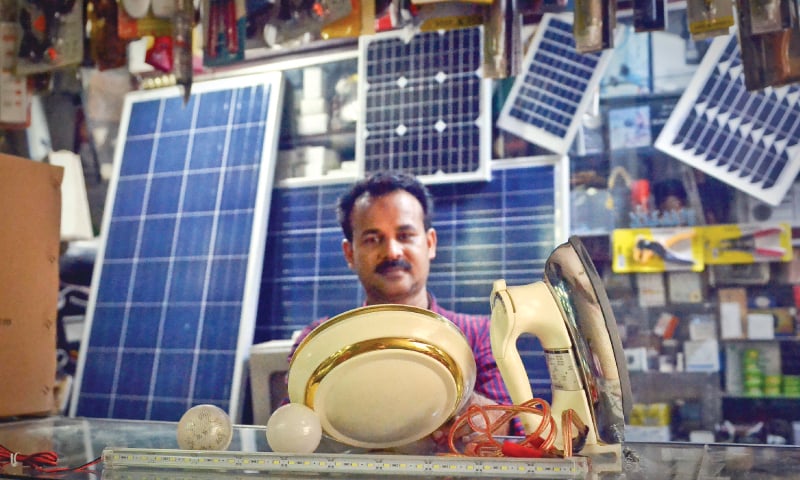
[70,73,284,423]
[496,14,615,156]
[357,26,492,184]
[655,34,800,207]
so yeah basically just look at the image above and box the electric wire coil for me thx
[446,398,589,459]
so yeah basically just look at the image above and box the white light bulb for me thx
[266,403,323,454]
[176,404,233,451]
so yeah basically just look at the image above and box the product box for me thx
[684,339,720,372]
[0,153,63,418]
[718,287,747,339]
[612,227,704,273]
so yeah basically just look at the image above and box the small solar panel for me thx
[357,27,491,184]
[70,73,284,423]
[655,34,800,207]
[497,14,614,155]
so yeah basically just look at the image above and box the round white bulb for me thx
[176,404,234,451]
[266,403,323,454]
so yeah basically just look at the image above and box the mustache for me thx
[375,259,412,274]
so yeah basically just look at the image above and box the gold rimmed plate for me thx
[287,305,477,449]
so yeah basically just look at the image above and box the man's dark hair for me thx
[337,171,434,241]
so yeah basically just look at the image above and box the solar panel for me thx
[655,34,800,207]
[357,26,491,184]
[496,14,615,155]
[70,72,284,423]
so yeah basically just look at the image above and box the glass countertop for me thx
[1,416,800,479]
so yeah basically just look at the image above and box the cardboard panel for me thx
[0,153,62,418]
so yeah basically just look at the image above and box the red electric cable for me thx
[445,398,587,459]
[0,443,101,475]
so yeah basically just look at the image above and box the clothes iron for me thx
[490,236,632,467]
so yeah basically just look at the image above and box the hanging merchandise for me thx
[573,0,616,52]
[203,0,246,65]
[144,35,173,71]
[483,0,521,79]
[737,0,796,36]
[739,27,800,90]
[612,227,704,273]
[0,72,29,129]
[173,0,194,102]
[16,0,84,75]
[606,166,634,228]
[374,0,397,31]
[413,3,484,32]
[703,223,793,265]
[735,0,800,89]
[0,18,30,128]
[632,0,666,32]
[116,0,171,39]
[262,0,352,47]
[685,0,734,40]
[85,0,128,70]
[320,0,373,38]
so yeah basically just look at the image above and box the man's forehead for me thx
[351,191,425,228]
[353,190,422,214]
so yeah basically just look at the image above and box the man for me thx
[289,171,520,442]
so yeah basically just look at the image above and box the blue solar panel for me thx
[70,73,284,423]
[357,27,491,184]
[497,14,614,155]
[655,34,800,207]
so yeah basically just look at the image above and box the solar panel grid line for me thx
[739,128,775,182]
[269,218,339,233]
[307,189,328,322]
[278,273,356,284]
[710,70,734,103]
[181,89,239,413]
[515,81,578,118]
[684,100,720,148]
[433,251,547,269]
[104,97,172,419]
[433,183,553,200]
[754,98,783,151]
[707,121,732,165]
[725,96,769,174]
[429,263,546,276]
[140,94,211,419]
[753,146,778,182]
[773,94,800,142]
[713,120,735,157]
[201,82,279,420]
[438,206,551,224]
[533,52,596,94]
[503,261,549,273]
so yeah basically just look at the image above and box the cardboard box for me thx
[718,287,747,339]
[0,153,63,418]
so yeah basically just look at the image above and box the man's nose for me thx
[384,238,403,259]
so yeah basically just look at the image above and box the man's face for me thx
[342,190,437,307]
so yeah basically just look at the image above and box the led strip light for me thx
[102,448,589,478]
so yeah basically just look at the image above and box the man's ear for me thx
[427,228,437,260]
[342,239,354,268]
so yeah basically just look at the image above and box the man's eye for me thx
[362,236,379,245]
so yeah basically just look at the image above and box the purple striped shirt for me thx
[287,295,525,436]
